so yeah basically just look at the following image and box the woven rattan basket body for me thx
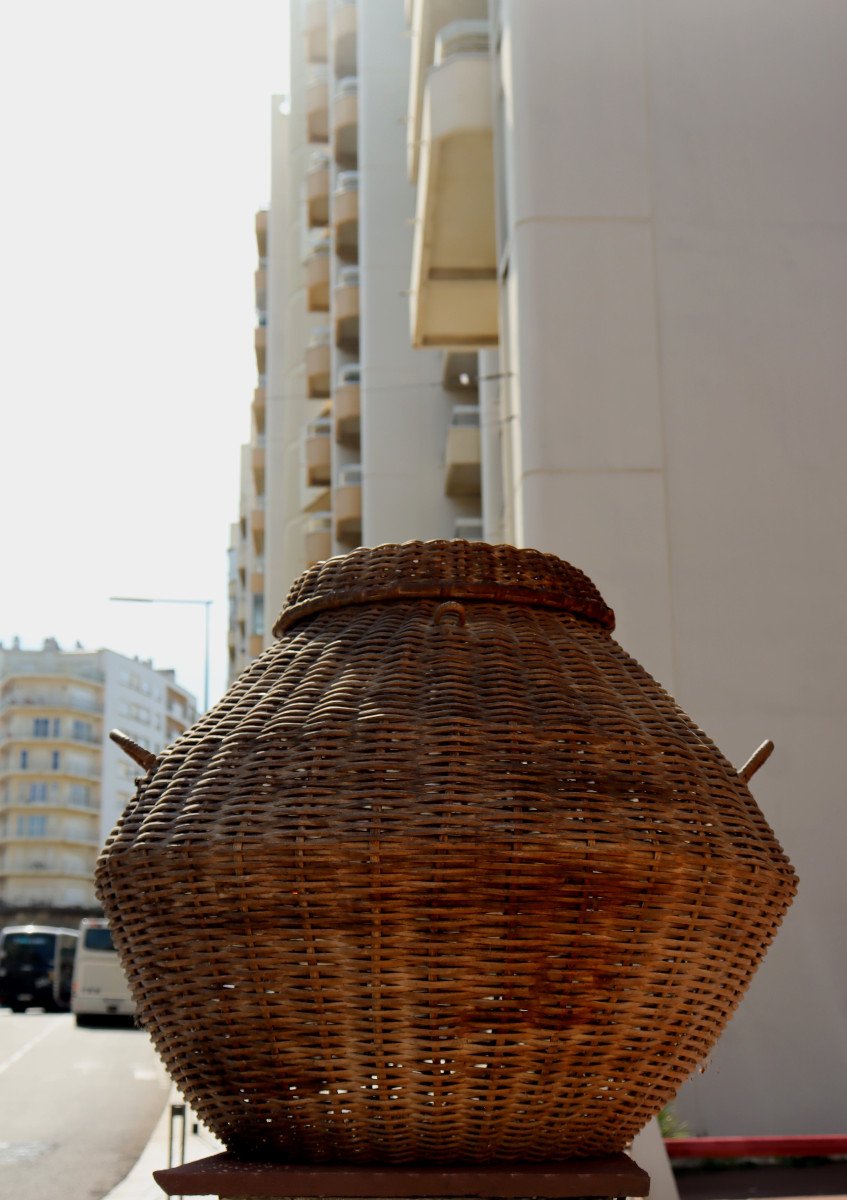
[96,541,796,1163]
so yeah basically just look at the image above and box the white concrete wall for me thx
[499,0,847,1134]
[359,0,475,544]
[99,650,194,844]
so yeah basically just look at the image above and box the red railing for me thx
[666,1135,847,1160]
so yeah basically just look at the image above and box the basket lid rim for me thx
[273,540,615,637]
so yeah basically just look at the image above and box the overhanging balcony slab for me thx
[333,91,358,168]
[335,382,360,445]
[307,163,330,227]
[334,282,360,352]
[305,433,332,487]
[410,54,498,349]
[335,484,362,542]
[306,251,331,312]
[333,1,357,77]
[254,326,267,373]
[444,423,481,496]
[255,209,268,257]
[333,186,359,263]
[305,341,331,398]
[254,267,267,311]
[305,0,328,63]
[252,384,266,435]
[307,80,329,144]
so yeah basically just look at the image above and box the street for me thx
[0,1009,170,1200]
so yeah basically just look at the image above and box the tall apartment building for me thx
[0,640,196,909]
[228,0,847,1138]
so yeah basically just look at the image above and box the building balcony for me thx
[306,77,330,144]
[304,513,333,566]
[251,438,266,494]
[333,0,357,78]
[305,329,332,398]
[333,77,358,168]
[252,381,266,436]
[250,504,265,554]
[410,21,498,349]
[0,692,104,715]
[305,416,333,487]
[335,463,362,543]
[335,364,360,445]
[254,265,267,312]
[406,0,488,183]
[305,0,328,63]
[2,790,100,815]
[255,209,268,258]
[454,515,484,541]
[2,858,95,881]
[333,172,359,264]
[254,324,267,373]
[443,350,478,391]
[307,154,330,228]
[444,403,481,496]
[305,242,331,312]
[334,266,360,353]
[302,484,332,516]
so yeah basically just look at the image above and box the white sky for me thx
[0,0,290,711]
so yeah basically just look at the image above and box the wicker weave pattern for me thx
[96,541,796,1164]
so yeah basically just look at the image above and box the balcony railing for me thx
[409,19,497,348]
[305,416,333,488]
[306,239,331,312]
[335,362,361,446]
[304,512,333,566]
[304,0,328,64]
[445,401,482,496]
[454,516,484,541]
[333,76,358,168]
[333,0,357,78]
[334,265,360,353]
[335,463,362,543]
[307,154,331,228]
[306,70,330,144]
[255,209,268,257]
[333,171,359,264]
[406,0,488,182]
[305,327,332,398]
[338,462,362,487]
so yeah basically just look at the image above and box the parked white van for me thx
[71,917,135,1024]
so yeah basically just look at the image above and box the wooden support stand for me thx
[153,1153,650,1200]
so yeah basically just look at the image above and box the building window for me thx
[17,814,47,837]
[20,749,28,769]
[29,782,48,804]
[72,719,92,741]
[69,784,90,807]
[51,750,60,770]
[52,718,61,736]
[33,718,49,737]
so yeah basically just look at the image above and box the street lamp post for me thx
[110,596,213,712]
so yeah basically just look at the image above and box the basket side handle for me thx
[738,739,774,783]
[109,728,159,772]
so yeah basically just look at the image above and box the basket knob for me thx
[433,601,467,627]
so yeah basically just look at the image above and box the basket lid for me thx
[274,539,615,636]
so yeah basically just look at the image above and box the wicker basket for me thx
[96,540,797,1164]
